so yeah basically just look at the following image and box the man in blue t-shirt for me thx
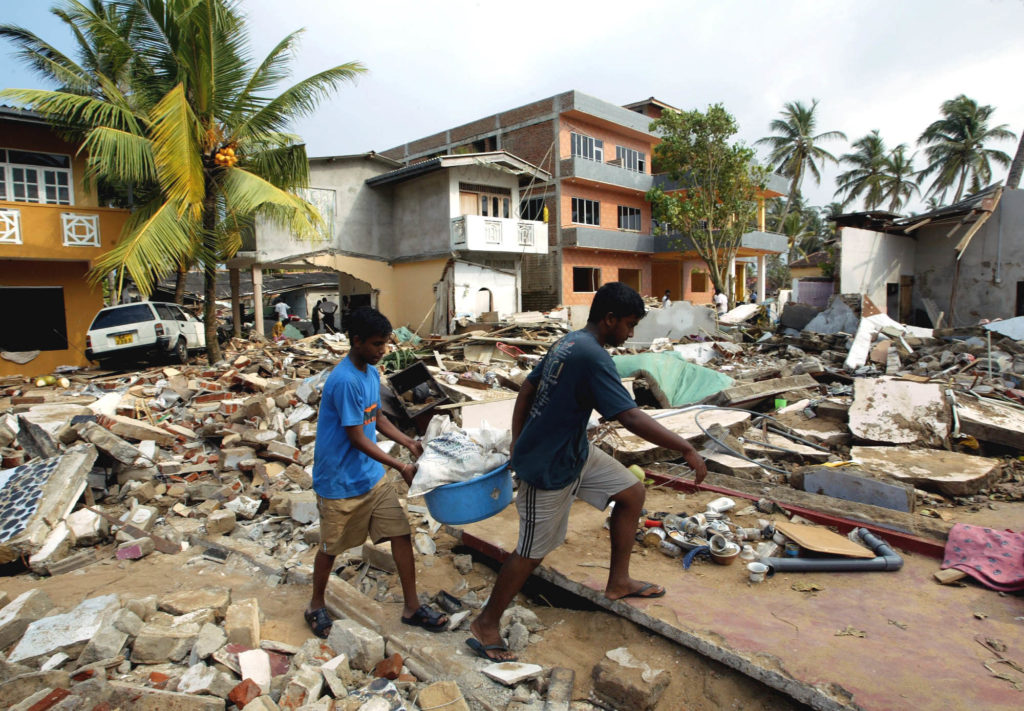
[305,306,448,638]
[466,283,708,662]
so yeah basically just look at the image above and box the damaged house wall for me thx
[451,261,518,320]
[839,226,916,315]
[914,187,1024,325]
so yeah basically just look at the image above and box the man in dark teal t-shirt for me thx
[466,283,708,662]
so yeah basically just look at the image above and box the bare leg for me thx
[389,534,422,619]
[308,550,335,611]
[470,552,542,660]
[603,482,663,600]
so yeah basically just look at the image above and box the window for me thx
[479,196,510,218]
[570,133,603,162]
[520,197,545,221]
[572,267,601,292]
[0,149,73,205]
[690,270,709,293]
[571,197,600,226]
[154,303,178,321]
[617,206,642,232]
[615,146,646,173]
[1,287,68,351]
[90,303,155,329]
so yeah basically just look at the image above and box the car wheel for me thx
[174,338,188,364]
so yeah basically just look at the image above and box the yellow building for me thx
[0,107,129,377]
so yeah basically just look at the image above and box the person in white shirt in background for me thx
[273,299,291,324]
[661,289,671,308]
[713,289,728,316]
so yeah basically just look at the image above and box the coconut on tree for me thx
[1,0,365,362]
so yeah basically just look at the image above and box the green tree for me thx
[879,144,920,213]
[1,0,364,362]
[647,105,767,308]
[835,130,888,209]
[917,94,1015,203]
[755,99,846,232]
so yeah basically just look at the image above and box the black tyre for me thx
[174,337,188,364]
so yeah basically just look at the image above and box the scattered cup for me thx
[747,561,768,583]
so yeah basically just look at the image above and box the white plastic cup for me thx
[747,561,768,583]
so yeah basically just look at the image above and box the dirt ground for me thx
[3,487,1018,710]
[1,524,807,711]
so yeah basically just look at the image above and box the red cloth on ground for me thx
[941,523,1024,592]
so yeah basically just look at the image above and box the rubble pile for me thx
[0,296,1023,706]
[0,582,556,710]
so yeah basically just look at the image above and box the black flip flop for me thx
[465,637,518,662]
[304,607,333,638]
[616,582,666,600]
[401,604,449,632]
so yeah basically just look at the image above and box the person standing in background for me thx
[713,289,728,316]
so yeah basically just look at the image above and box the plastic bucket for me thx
[423,462,513,525]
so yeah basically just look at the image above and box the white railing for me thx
[0,208,21,244]
[61,212,101,247]
[450,215,547,254]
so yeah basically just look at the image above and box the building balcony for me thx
[0,201,128,262]
[652,229,788,256]
[561,157,653,193]
[450,215,548,254]
[562,226,655,253]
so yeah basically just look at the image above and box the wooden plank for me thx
[775,520,875,558]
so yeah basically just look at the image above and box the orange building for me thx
[0,107,129,377]
[381,91,787,321]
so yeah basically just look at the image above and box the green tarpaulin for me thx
[613,351,733,407]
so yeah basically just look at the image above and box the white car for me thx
[85,301,206,367]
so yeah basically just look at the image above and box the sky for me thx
[2,0,1022,214]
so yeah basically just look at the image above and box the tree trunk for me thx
[775,175,798,231]
[174,262,187,305]
[1007,131,1024,190]
[202,178,222,364]
[954,166,968,203]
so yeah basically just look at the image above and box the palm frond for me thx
[235,63,365,139]
[0,87,141,131]
[88,198,201,295]
[149,82,204,212]
[221,167,324,239]
[0,25,96,93]
[81,126,158,186]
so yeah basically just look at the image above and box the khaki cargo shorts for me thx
[317,476,411,556]
[515,444,638,559]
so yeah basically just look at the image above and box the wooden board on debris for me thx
[600,409,750,466]
[775,521,875,558]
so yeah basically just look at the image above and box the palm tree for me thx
[917,95,1016,203]
[2,0,364,362]
[879,144,921,213]
[1003,128,1023,190]
[835,130,888,210]
[756,99,846,231]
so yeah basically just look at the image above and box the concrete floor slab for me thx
[455,487,1024,711]
[851,446,1001,496]
[848,378,949,446]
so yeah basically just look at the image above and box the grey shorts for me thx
[515,444,638,559]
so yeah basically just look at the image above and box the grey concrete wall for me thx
[254,156,394,263]
[913,188,1024,325]
[390,170,451,257]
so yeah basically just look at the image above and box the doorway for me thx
[618,268,641,292]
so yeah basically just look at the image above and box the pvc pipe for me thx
[761,528,903,574]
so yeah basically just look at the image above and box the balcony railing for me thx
[561,157,653,192]
[451,215,548,254]
[0,201,128,258]
[0,208,21,244]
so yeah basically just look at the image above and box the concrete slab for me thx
[600,409,750,466]
[848,378,949,446]
[790,466,915,512]
[850,446,1001,496]
[454,489,1022,711]
[718,303,760,325]
[714,374,819,408]
[983,316,1024,341]
[626,301,718,347]
[0,444,97,564]
[956,397,1024,449]
[803,298,859,335]
[9,594,120,664]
